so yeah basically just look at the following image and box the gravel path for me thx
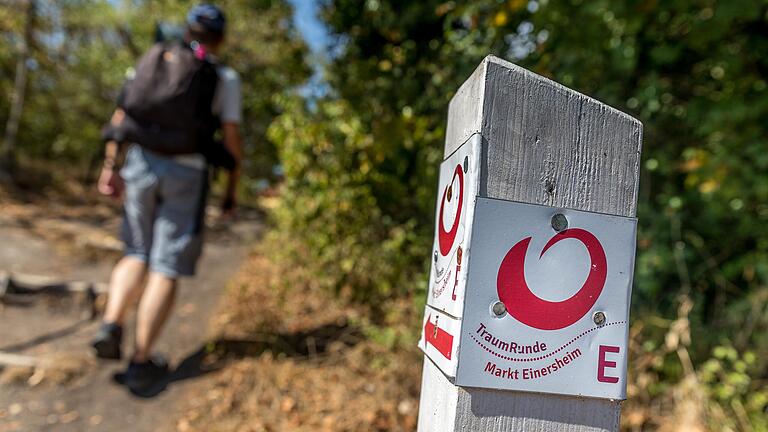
[0,211,261,432]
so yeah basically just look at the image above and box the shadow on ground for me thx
[113,322,362,398]
[0,318,93,353]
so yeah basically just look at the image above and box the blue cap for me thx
[187,4,226,34]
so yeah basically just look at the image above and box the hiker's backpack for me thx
[109,41,221,157]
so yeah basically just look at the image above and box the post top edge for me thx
[483,55,643,130]
[448,58,489,106]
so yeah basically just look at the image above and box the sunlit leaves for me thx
[0,0,309,173]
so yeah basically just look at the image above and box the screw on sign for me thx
[491,301,506,317]
[550,213,568,232]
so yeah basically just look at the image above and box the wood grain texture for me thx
[417,55,642,432]
[417,358,459,432]
[456,387,620,432]
[444,60,486,158]
[481,56,643,217]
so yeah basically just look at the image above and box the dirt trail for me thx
[0,205,261,432]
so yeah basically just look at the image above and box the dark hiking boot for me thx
[91,322,123,360]
[124,356,170,394]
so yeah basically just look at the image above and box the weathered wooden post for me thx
[417,56,642,431]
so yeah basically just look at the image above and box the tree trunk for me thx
[1,0,36,180]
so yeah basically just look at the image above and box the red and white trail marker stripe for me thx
[424,314,454,360]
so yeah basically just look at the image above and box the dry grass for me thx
[180,250,741,432]
[175,250,422,432]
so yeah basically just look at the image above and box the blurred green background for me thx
[1,0,766,430]
[0,0,309,185]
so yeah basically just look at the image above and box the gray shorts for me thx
[120,146,207,277]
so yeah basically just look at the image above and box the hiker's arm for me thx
[104,109,126,165]
[103,140,120,168]
[98,110,126,198]
[222,121,242,213]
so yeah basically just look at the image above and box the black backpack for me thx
[104,42,235,169]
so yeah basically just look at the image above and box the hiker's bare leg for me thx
[102,256,148,326]
[133,272,177,362]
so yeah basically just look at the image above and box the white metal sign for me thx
[421,192,637,400]
[426,134,481,319]
[418,308,461,375]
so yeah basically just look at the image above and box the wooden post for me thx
[417,56,642,431]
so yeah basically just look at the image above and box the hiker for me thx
[91,4,242,393]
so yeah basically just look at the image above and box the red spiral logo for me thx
[496,228,607,330]
[438,164,464,256]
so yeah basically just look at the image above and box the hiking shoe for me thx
[91,322,122,360]
[124,356,169,393]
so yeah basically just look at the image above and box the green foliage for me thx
[269,0,768,428]
[268,97,432,306]
[502,2,768,426]
[268,0,459,306]
[0,0,309,178]
[701,345,768,430]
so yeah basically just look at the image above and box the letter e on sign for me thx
[597,345,620,383]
